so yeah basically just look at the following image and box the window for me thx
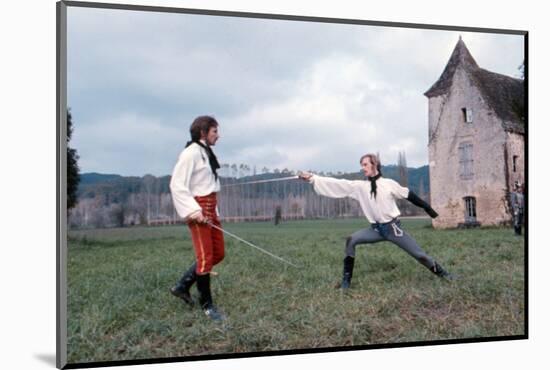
[461,107,473,123]
[458,142,474,179]
[464,196,477,223]
[513,155,518,172]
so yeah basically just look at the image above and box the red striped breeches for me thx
[188,193,224,274]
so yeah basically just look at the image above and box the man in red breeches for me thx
[169,115,225,322]
[189,194,224,275]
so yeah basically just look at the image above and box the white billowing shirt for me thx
[310,175,409,223]
[169,141,221,220]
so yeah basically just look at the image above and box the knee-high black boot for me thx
[196,273,225,321]
[170,262,197,305]
[430,261,456,281]
[339,256,355,290]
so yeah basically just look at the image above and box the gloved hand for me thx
[425,207,439,219]
[407,191,438,218]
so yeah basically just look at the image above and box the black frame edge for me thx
[523,32,529,338]
[63,335,528,369]
[63,0,527,35]
[57,1,68,368]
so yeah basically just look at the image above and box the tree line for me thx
[68,158,430,229]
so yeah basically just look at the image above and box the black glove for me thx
[425,207,439,219]
[407,191,439,218]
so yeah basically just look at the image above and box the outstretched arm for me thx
[407,191,439,218]
[298,172,357,199]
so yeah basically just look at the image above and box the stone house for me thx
[424,37,525,229]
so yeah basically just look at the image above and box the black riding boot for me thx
[170,262,197,305]
[339,256,355,290]
[196,273,225,322]
[430,261,455,281]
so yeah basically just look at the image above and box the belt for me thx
[371,218,398,228]
[371,218,403,238]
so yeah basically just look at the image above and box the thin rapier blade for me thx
[221,176,299,188]
[208,222,299,268]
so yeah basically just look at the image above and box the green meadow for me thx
[67,218,525,364]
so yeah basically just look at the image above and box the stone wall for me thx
[506,132,525,190]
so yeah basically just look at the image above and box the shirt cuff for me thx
[185,209,202,220]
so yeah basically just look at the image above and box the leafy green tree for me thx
[67,109,80,210]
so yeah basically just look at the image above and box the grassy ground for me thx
[66,218,525,364]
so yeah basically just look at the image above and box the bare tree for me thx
[142,175,156,225]
[397,151,408,187]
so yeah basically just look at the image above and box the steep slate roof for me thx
[425,38,525,134]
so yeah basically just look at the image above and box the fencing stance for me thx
[299,154,454,290]
[169,115,225,321]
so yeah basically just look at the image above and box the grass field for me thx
[67,218,525,364]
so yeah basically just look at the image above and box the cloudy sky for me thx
[67,6,524,177]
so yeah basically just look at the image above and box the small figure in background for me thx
[274,205,282,226]
[510,181,525,236]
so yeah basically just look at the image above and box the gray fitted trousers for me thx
[345,220,435,269]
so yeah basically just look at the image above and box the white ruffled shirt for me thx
[169,141,221,220]
[310,175,409,223]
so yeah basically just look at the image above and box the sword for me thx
[207,222,300,268]
[221,175,299,188]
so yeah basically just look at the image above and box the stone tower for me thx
[424,38,524,228]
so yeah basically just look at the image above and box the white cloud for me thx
[67,7,524,175]
[72,112,187,175]
[214,52,430,172]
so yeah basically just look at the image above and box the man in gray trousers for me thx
[299,153,454,290]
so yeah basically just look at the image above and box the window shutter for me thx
[466,109,473,123]
[459,142,474,179]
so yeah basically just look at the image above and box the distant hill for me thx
[77,173,162,202]
[79,173,123,185]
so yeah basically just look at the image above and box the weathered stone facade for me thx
[425,38,525,229]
